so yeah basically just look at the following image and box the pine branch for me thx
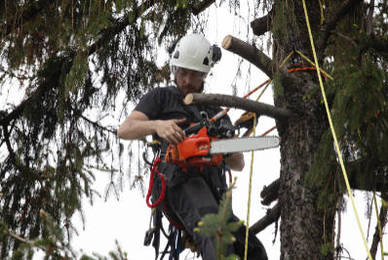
[318,0,363,50]
[250,203,281,235]
[195,180,241,259]
[361,34,388,57]
[222,35,274,79]
[88,0,157,55]
[184,93,293,121]
[80,115,117,135]
[2,124,16,160]
[192,0,215,15]
[0,1,158,128]
[346,160,388,192]
[250,9,273,37]
[1,0,52,39]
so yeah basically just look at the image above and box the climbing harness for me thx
[142,78,278,260]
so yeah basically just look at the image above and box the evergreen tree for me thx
[1,0,387,259]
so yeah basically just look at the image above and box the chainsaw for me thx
[164,112,279,168]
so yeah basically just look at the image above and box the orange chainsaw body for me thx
[165,127,223,168]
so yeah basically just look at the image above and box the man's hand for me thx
[224,153,245,171]
[155,118,186,145]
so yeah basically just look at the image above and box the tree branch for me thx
[1,0,51,39]
[183,93,293,121]
[362,35,388,57]
[80,115,117,135]
[258,164,388,211]
[89,0,157,55]
[318,0,363,50]
[347,168,388,192]
[222,35,273,79]
[261,179,280,206]
[0,1,158,128]
[250,9,273,37]
[192,0,215,15]
[250,203,281,235]
[369,192,388,259]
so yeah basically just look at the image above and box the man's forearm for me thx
[117,119,160,140]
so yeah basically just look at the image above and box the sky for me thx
[1,1,385,260]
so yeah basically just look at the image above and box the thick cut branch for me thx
[184,93,293,121]
[250,203,281,235]
[250,9,273,37]
[222,35,273,78]
[261,179,280,206]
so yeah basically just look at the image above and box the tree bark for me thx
[272,2,336,259]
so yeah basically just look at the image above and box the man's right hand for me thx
[155,118,186,145]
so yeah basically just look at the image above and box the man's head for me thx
[170,34,221,96]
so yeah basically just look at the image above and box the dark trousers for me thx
[166,176,268,260]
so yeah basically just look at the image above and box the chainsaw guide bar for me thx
[209,135,280,154]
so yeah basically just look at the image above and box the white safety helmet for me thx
[170,34,221,73]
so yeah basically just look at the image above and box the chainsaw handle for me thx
[184,122,203,136]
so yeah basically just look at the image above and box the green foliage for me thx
[306,2,388,211]
[195,189,241,260]
[0,0,207,258]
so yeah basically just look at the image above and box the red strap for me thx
[146,157,166,208]
[287,66,327,81]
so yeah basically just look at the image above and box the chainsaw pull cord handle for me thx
[146,157,166,208]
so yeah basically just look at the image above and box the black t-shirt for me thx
[134,86,230,196]
[134,86,233,140]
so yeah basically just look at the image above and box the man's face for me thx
[175,67,207,96]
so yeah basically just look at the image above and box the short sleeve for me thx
[134,88,161,120]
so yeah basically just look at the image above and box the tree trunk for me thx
[272,1,336,259]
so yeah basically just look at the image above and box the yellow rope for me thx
[318,0,325,25]
[301,1,373,259]
[244,113,257,260]
[243,77,272,258]
[279,51,295,68]
[255,80,271,102]
[279,49,334,80]
[294,50,334,80]
[373,192,385,259]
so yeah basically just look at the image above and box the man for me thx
[118,34,267,260]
